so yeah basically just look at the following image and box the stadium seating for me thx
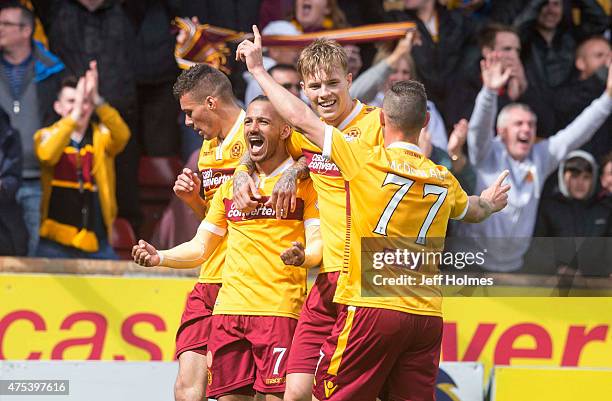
[111,217,137,260]
[137,156,184,241]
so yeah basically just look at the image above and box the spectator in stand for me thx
[34,63,130,259]
[0,106,27,256]
[244,21,302,104]
[444,23,545,131]
[245,63,303,105]
[532,151,612,276]
[0,2,64,256]
[31,0,142,232]
[291,0,348,31]
[418,118,476,195]
[600,152,612,199]
[268,64,301,98]
[454,56,612,272]
[514,0,608,132]
[384,0,479,116]
[124,0,181,158]
[554,37,611,161]
[343,43,363,77]
[352,36,449,150]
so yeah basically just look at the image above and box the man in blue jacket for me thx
[0,2,64,255]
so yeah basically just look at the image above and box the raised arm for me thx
[462,170,511,223]
[543,63,612,175]
[350,31,415,103]
[132,225,224,269]
[236,26,327,148]
[86,61,130,156]
[468,55,511,165]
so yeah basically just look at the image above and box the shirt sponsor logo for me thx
[201,168,235,193]
[303,150,341,177]
[224,197,305,221]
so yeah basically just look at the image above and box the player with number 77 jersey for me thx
[237,24,510,401]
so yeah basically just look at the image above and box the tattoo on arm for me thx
[240,152,256,175]
[291,156,310,180]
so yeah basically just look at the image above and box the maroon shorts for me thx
[287,271,341,374]
[313,305,443,401]
[207,315,298,398]
[174,282,221,359]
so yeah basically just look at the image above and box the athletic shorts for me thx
[287,271,341,374]
[206,315,298,398]
[313,305,443,401]
[174,282,221,359]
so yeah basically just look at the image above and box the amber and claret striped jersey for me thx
[322,125,469,317]
[202,158,320,319]
[195,109,246,283]
[286,100,383,274]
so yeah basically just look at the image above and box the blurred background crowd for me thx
[0,0,610,276]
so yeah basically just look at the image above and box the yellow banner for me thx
[490,366,612,401]
[1,274,612,372]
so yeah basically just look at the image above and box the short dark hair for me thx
[59,76,78,91]
[250,95,270,104]
[382,80,427,136]
[565,156,593,174]
[172,63,234,102]
[268,64,298,76]
[600,151,612,170]
[1,2,34,31]
[478,23,519,50]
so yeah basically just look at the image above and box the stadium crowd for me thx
[0,0,611,277]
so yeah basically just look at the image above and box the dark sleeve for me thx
[512,0,547,30]
[0,118,22,203]
[30,0,58,30]
[533,200,551,237]
[487,0,532,25]
[573,0,609,39]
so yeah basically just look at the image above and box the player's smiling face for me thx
[179,92,220,140]
[499,108,537,161]
[244,100,290,163]
[301,67,353,127]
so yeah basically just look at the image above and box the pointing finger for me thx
[253,25,261,48]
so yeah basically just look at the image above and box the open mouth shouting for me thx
[247,132,266,159]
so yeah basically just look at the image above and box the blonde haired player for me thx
[234,32,414,401]
[237,26,510,401]
[133,96,322,401]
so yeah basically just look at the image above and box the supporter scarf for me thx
[174,18,416,71]
[39,130,99,252]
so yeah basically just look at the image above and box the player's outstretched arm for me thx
[463,170,511,223]
[280,225,322,269]
[131,228,223,269]
[236,25,327,148]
